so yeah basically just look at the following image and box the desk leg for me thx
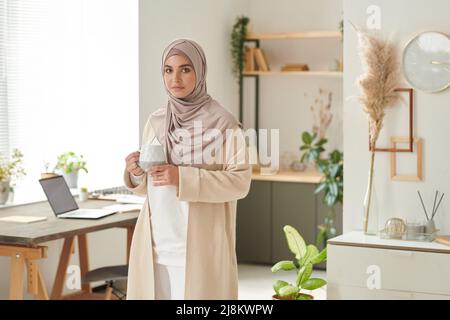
[51,236,74,299]
[77,234,91,293]
[0,245,48,300]
[37,269,49,300]
[9,253,25,300]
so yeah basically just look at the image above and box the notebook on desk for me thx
[0,216,47,224]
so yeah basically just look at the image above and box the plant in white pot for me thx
[55,152,88,188]
[0,149,26,205]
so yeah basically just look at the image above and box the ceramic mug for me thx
[139,144,167,171]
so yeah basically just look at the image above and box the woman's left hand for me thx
[147,164,179,187]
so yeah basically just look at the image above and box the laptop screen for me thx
[39,176,79,215]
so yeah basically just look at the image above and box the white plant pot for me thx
[0,180,10,205]
[62,171,79,188]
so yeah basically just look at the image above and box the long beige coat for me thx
[123,117,252,299]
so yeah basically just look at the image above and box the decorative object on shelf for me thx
[310,88,333,140]
[79,187,89,202]
[0,148,26,205]
[329,59,341,72]
[244,46,255,72]
[55,151,88,188]
[281,64,309,72]
[271,225,327,300]
[370,88,414,153]
[405,221,426,240]
[362,169,379,235]
[403,31,450,93]
[290,160,306,172]
[230,16,250,81]
[383,218,406,239]
[254,48,270,71]
[390,137,423,181]
[417,190,444,235]
[280,151,297,171]
[353,23,401,234]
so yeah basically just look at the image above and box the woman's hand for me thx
[125,151,145,176]
[147,164,179,187]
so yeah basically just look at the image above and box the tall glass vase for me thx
[363,170,379,235]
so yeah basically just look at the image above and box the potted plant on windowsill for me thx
[55,152,88,188]
[271,225,327,300]
[0,148,26,205]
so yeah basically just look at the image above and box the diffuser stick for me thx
[417,190,430,221]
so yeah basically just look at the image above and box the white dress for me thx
[130,141,189,300]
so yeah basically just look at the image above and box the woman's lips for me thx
[172,87,184,90]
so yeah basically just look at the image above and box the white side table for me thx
[327,231,450,299]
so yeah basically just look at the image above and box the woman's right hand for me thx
[125,151,145,176]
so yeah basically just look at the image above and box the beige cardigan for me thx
[123,117,252,299]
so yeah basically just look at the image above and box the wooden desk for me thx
[0,199,140,300]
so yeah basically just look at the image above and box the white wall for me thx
[343,0,450,233]
[138,0,250,142]
[245,0,343,162]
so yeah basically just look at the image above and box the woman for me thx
[123,39,251,300]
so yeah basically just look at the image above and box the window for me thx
[0,0,139,204]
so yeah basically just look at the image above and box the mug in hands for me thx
[139,143,167,171]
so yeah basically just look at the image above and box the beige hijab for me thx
[150,39,241,165]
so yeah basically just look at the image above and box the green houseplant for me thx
[0,148,26,204]
[230,15,250,81]
[55,152,88,188]
[300,131,344,250]
[271,225,327,300]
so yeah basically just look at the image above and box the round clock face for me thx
[403,31,450,93]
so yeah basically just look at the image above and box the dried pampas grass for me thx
[352,23,401,233]
[356,28,401,147]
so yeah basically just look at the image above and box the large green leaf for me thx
[279,284,299,298]
[302,132,312,144]
[271,261,296,273]
[310,248,327,264]
[296,263,312,287]
[273,280,289,295]
[283,225,306,260]
[299,244,319,267]
[314,182,327,195]
[301,278,327,290]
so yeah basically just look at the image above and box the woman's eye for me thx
[165,68,172,73]
[182,67,191,73]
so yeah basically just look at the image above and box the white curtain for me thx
[0,0,139,203]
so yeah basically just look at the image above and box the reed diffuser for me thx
[417,190,444,234]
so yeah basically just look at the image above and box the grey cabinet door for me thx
[271,182,316,263]
[236,181,272,264]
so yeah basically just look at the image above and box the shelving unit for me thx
[239,31,343,145]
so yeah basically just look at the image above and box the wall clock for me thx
[403,31,450,93]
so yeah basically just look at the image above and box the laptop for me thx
[39,175,118,219]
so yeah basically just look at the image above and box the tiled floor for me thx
[237,263,327,300]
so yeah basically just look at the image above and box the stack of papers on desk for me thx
[0,216,47,224]
[114,195,145,204]
[102,204,143,213]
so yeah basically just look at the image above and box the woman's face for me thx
[164,54,196,99]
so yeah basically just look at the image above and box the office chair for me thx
[82,265,128,300]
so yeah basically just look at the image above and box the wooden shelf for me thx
[246,31,342,40]
[243,71,342,78]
